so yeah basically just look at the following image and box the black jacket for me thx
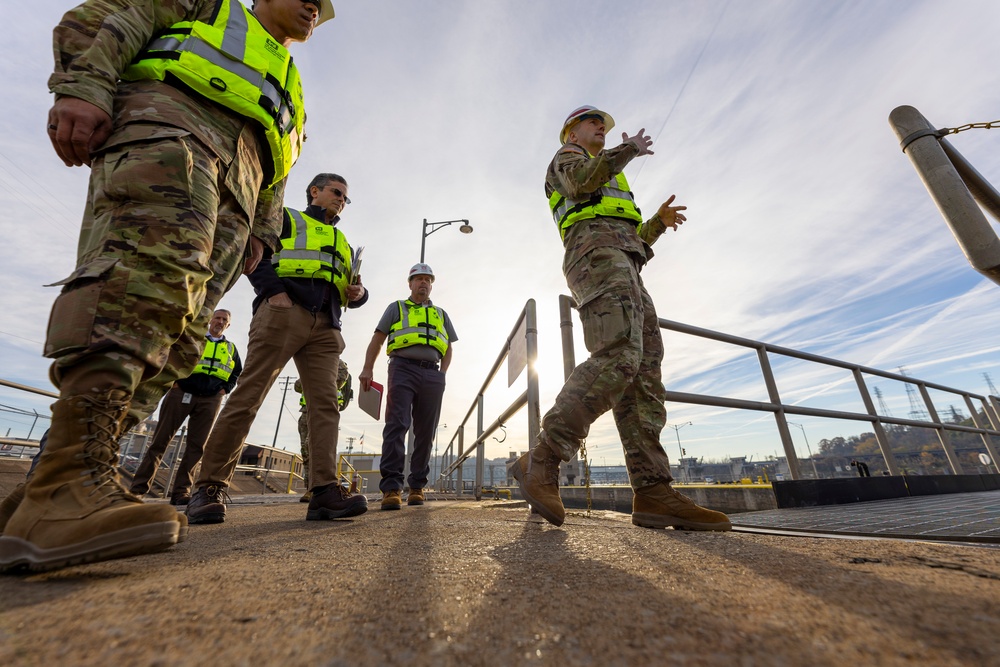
[249,204,368,330]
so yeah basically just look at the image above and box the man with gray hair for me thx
[188,172,369,524]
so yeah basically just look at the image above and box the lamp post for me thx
[420,218,473,263]
[788,422,820,479]
[666,421,692,482]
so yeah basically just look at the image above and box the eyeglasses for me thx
[328,186,351,205]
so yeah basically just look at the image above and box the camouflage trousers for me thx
[298,408,310,488]
[44,132,250,415]
[541,246,673,488]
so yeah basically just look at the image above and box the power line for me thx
[632,0,732,186]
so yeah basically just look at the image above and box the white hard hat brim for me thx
[316,0,335,26]
[560,107,615,144]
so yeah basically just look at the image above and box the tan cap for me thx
[559,105,615,144]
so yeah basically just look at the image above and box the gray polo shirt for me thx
[375,299,458,363]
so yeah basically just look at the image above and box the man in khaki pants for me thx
[187,173,369,524]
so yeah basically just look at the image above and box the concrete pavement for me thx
[2,496,999,666]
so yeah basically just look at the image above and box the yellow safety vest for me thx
[300,379,349,409]
[272,208,353,306]
[548,148,643,241]
[193,339,237,381]
[386,300,449,357]
[122,0,305,186]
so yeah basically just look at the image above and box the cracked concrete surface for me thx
[2,500,999,666]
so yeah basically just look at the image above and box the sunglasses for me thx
[328,186,351,205]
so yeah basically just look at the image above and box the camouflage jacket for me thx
[545,141,668,275]
[49,0,286,249]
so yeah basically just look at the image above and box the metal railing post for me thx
[888,106,1000,285]
[853,369,900,475]
[756,347,801,480]
[475,395,485,500]
[918,383,963,474]
[526,299,542,451]
[963,394,1000,474]
[456,428,464,496]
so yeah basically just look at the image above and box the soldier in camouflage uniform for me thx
[509,106,731,531]
[0,0,335,573]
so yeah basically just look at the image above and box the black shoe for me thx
[185,485,227,524]
[306,482,368,520]
[169,494,191,507]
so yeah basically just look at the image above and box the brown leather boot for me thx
[632,482,732,531]
[307,481,368,520]
[508,436,565,526]
[0,483,25,534]
[0,391,180,572]
[406,488,425,506]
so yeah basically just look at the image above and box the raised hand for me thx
[623,128,654,156]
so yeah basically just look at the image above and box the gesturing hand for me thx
[624,128,654,156]
[657,195,687,231]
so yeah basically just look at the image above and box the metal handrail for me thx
[437,299,540,499]
[656,318,1000,478]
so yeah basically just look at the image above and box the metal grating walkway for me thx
[732,490,1000,544]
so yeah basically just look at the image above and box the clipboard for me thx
[359,380,383,420]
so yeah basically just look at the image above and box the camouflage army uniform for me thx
[543,141,677,489]
[294,359,349,488]
[45,0,284,409]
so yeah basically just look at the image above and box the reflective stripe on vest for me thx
[548,165,643,241]
[386,301,449,357]
[300,382,347,408]
[122,0,304,186]
[272,208,353,306]
[193,339,236,381]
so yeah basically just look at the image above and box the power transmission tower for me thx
[898,367,929,422]
[984,372,999,396]
[873,386,895,433]
[948,405,965,423]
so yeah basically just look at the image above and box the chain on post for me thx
[579,438,592,514]
[941,119,1000,136]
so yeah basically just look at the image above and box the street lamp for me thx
[420,218,473,262]
[788,422,820,479]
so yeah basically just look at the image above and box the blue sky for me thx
[2,0,1000,469]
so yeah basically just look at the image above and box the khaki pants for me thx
[130,385,224,497]
[198,302,344,490]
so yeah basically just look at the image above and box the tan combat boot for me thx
[508,436,565,526]
[632,482,732,531]
[407,488,425,506]
[381,489,402,511]
[0,391,180,572]
[0,483,25,534]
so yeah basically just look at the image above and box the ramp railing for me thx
[437,299,541,499]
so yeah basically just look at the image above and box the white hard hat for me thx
[559,105,615,144]
[316,0,335,26]
[408,263,435,282]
